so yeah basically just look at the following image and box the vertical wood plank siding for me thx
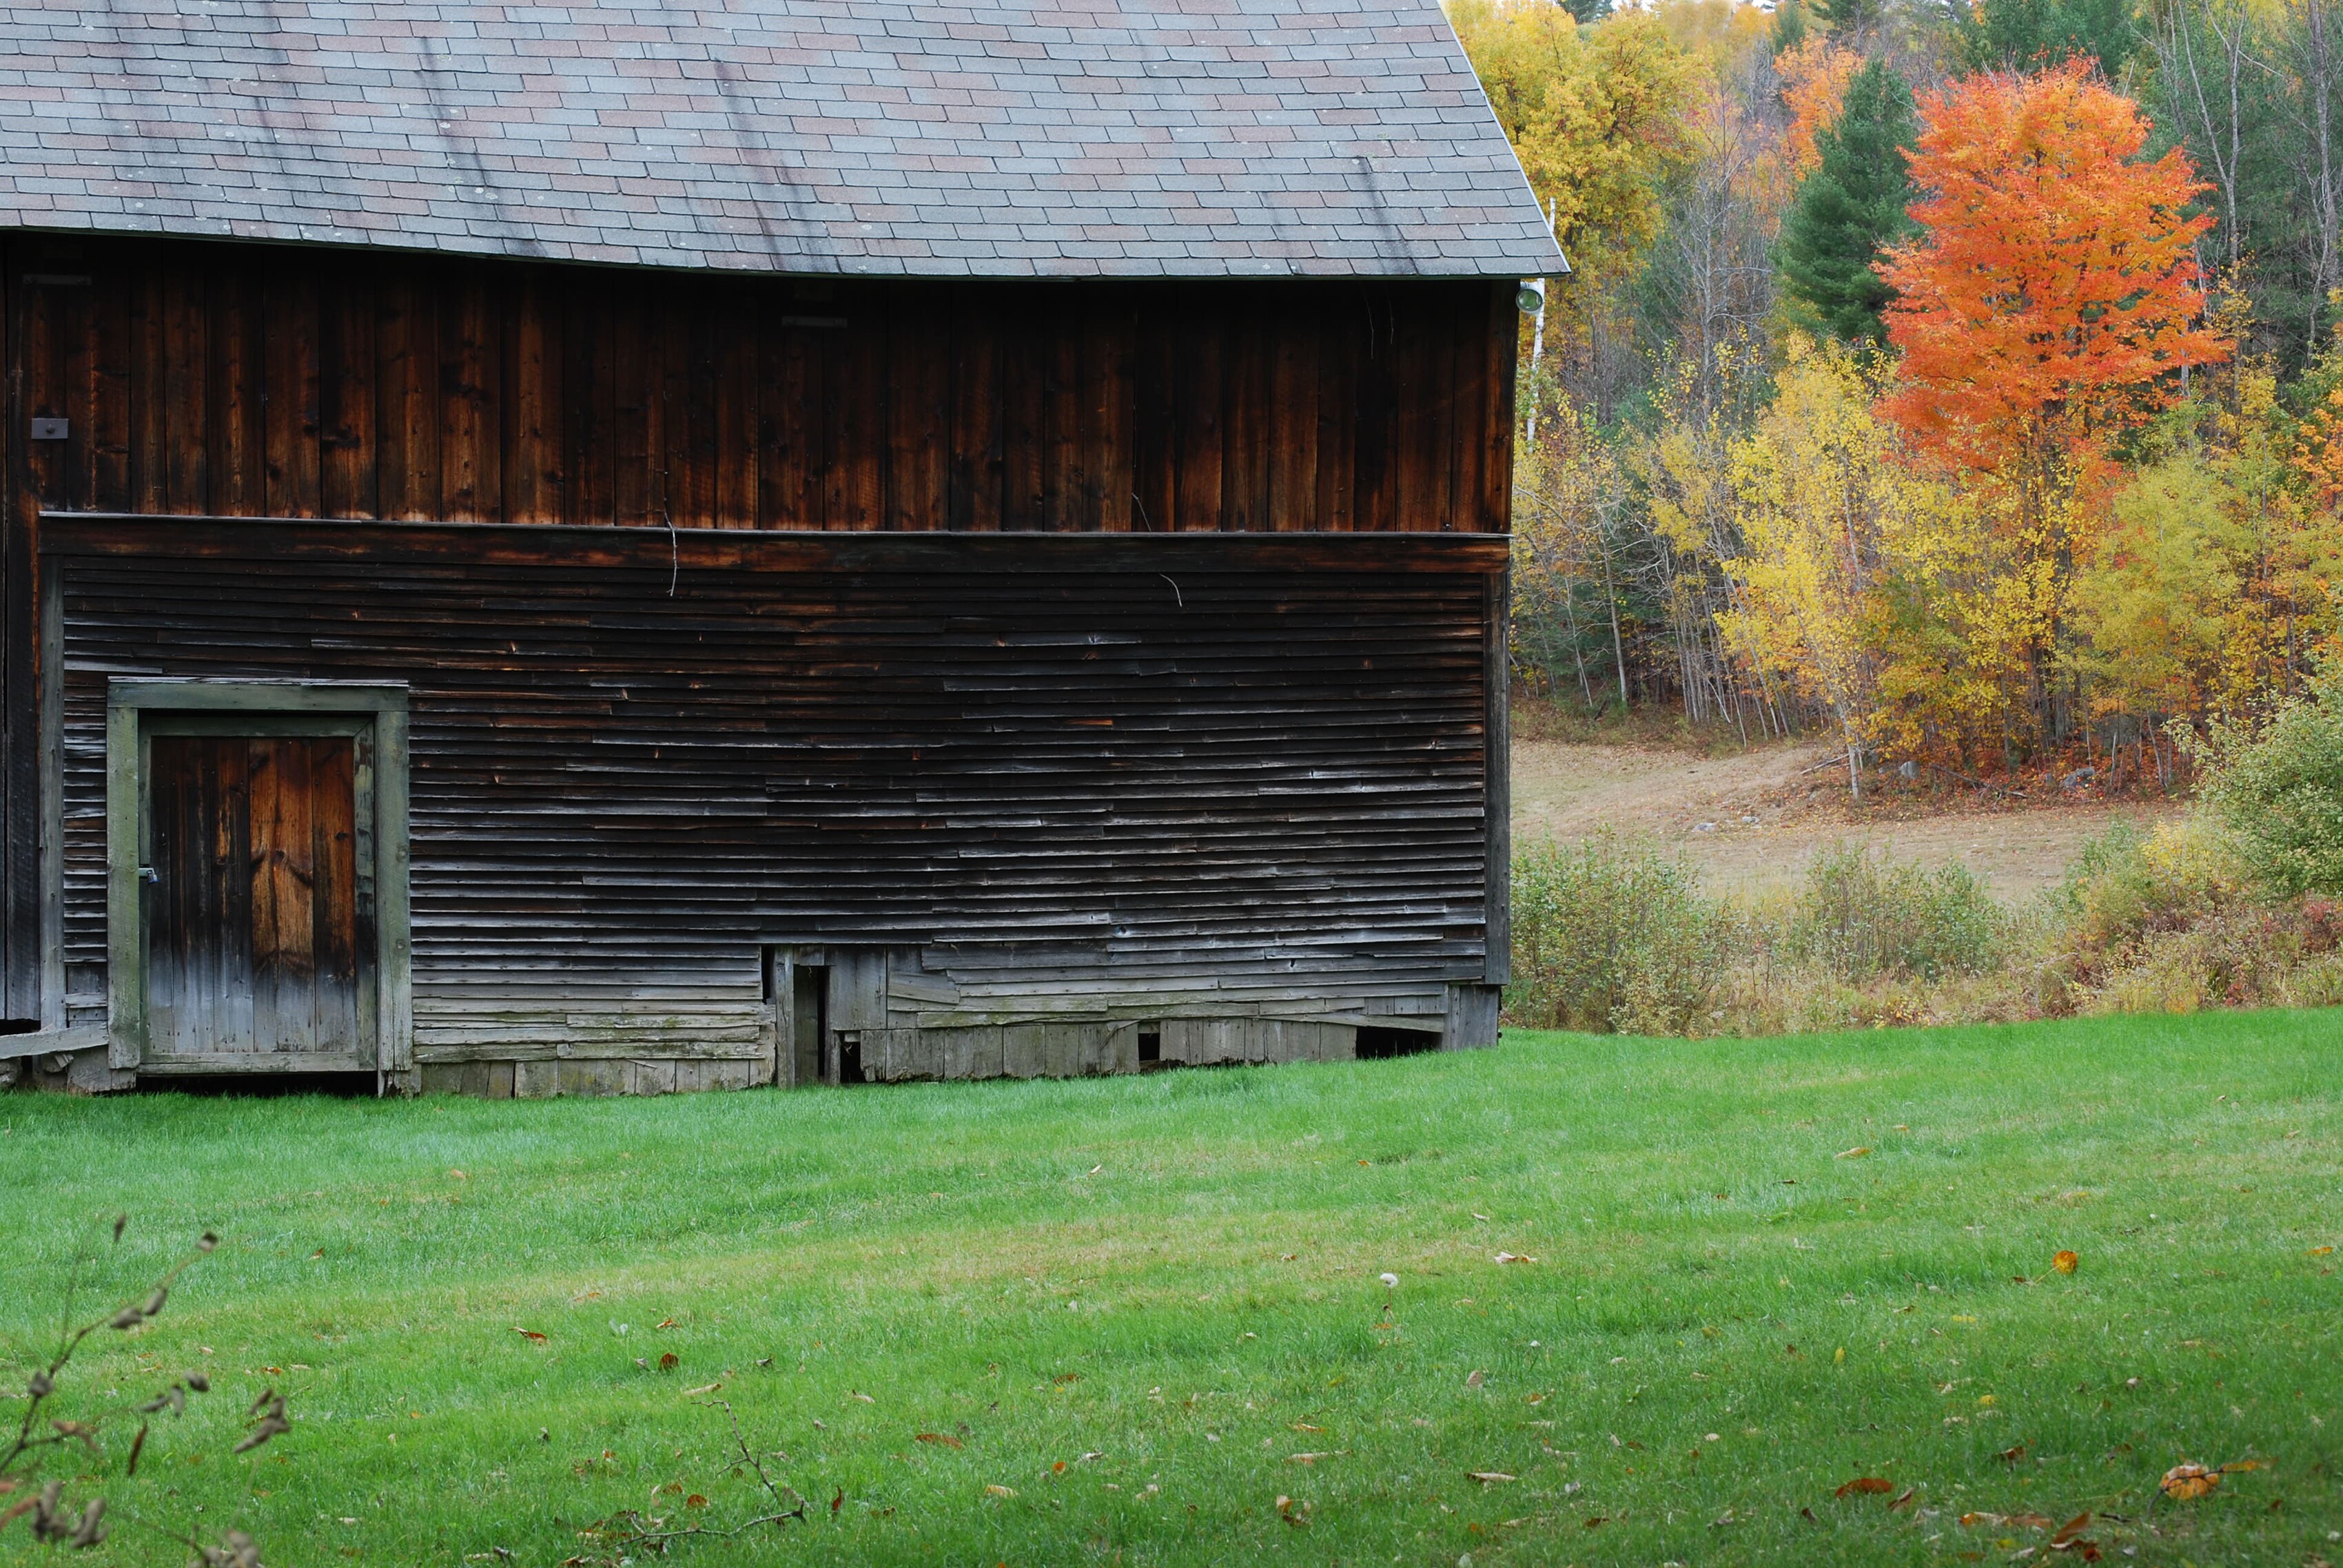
[3,236,1515,536]
[50,522,1502,1067]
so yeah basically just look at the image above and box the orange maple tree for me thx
[1776,37,1863,183]
[1877,61,2229,472]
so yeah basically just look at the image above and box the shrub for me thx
[2079,909,2295,1014]
[1779,845,2005,982]
[2042,816,2295,1013]
[1507,832,1721,1034]
[2047,818,2247,964]
[2200,679,2343,897]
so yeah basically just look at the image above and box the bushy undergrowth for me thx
[1508,818,2343,1037]
[1509,690,2343,1035]
[1781,846,2005,982]
[2199,675,2343,898]
[1508,833,1722,1034]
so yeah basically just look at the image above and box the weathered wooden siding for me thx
[6,235,1517,536]
[49,519,1503,1083]
[3,234,1521,1020]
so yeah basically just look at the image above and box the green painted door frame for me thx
[104,680,411,1079]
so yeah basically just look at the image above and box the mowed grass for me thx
[3,1014,2340,1567]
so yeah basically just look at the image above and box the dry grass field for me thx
[1511,735,2181,899]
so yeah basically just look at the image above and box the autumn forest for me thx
[1467,0,2343,791]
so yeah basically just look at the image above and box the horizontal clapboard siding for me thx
[52,520,1500,1059]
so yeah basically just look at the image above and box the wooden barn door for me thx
[144,734,367,1061]
[108,684,409,1080]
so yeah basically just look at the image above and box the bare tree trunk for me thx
[2306,0,2342,349]
[1600,539,1628,712]
[1562,579,1596,709]
[2153,0,2251,276]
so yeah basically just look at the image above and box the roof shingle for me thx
[0,0,1566,279]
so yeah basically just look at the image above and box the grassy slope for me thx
[1,1013,2338,1567]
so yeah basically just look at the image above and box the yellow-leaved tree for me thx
[2078,371,2343,738]
[1450,0,1703,396]
[1717,336,1931,796]
[1717,337,2058,783]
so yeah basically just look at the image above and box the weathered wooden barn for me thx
[0,0,1564,1093]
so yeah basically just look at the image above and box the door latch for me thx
[137,865,159,885]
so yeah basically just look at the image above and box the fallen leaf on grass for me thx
[684,1494,706,1509]
[1999,1444,2027,1464]
[985,1485,1017,1499]
[511,1328,547,1343]
[2160,1463,2222,1500]
[1465,1370,1485,1388]
[1583,1516,1607,1529]
[1492,1252,1538,1265]
[2220,1458,2265,1473]
[680,1382,722,1396]
[1836,1146,1872,1159]
[1836,1477,1896,1498]
[656,1352,678,1372]
[1291,1422,1323,1432]
[2051,1512,2092,1544]
[1289,1452,1344,1465]
[2054,1250,2080,1275]
[1467,1472,1516,1484]
[2313,1246,2335,1257]
[1889,1489,1916,1511]
[849,1392,877,1404]
[915,1432,963,1449]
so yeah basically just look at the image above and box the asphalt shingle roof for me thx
[0,1,1568,279]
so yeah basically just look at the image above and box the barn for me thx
[0,0,1563,1094]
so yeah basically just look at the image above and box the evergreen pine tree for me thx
[1956,0,2133,77]
[1772,0,1810,54]
[1809,0,1887,41]
[1776,59,1919,347]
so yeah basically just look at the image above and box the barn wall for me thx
[49,519,1504,1089]
[6,234,1518,537]
[3,236,1524,1020]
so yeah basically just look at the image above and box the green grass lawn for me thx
[3,1013,2339,1567]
